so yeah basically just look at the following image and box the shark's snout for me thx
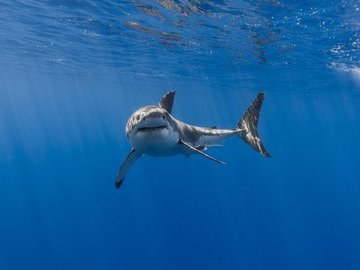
[135,116,168,134]
[126,106,170,137]
[144,111,166,120]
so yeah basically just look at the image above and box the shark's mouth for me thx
[137,125,167,133]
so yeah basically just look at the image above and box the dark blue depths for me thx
[0,1,360,270]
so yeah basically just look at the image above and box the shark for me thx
[115,91,270,189]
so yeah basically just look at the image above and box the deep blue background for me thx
[0,1,359,269]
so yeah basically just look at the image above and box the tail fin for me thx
[237,93,271,157]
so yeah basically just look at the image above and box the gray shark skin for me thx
[115,91,270,189]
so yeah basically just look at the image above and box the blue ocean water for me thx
[1,0,360,269]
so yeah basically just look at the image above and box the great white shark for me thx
[115,91,270,189]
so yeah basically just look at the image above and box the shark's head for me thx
[125,106,172,138]
[125,93,180,155]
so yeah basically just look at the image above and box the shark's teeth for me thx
[137,125,167,133]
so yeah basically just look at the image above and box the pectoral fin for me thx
[115,148,142,189]
[178,139,225,165]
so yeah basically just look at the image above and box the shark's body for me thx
[115,91,270,189]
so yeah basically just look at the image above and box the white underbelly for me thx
[129,128,180,156]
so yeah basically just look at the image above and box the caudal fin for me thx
[237,93,271,157]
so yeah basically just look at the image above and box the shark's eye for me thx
[162,115,165,119]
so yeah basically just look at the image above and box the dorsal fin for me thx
[159,91,175,113]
